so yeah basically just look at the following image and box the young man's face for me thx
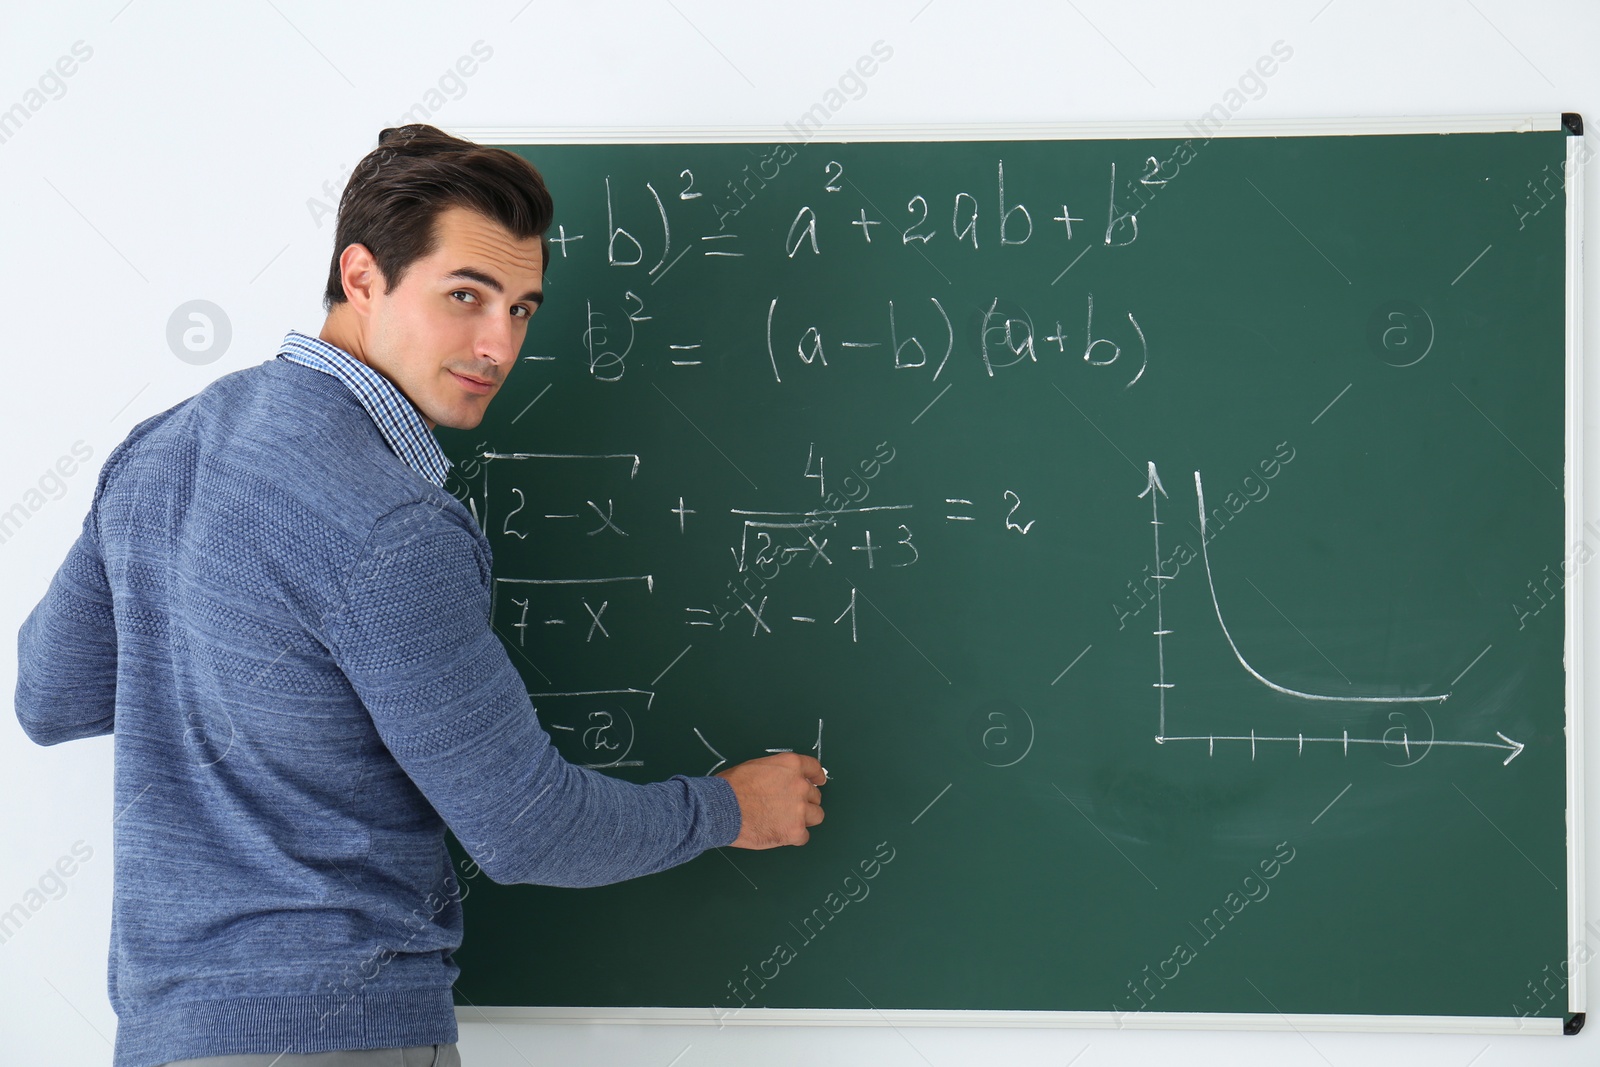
[356,205,545,430]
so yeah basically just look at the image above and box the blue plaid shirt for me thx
[275,330,452,487]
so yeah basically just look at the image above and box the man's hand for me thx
[714,753,827,849]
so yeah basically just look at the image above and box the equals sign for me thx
[669,343,702,367]
[945,498,975,521]
[701,234,743,257]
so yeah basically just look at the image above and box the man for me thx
[15,124,825,1067]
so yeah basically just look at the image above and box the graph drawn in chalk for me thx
[1139,462,1522,766]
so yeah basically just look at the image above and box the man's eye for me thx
[512,305,532,319]
[452,290,476,304]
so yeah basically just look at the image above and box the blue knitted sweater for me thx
[15,356,741,1067]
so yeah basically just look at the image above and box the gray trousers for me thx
[160,1044,458,1067]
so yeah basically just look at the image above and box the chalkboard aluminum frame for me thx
[451,115,1584,1036]
[1563,121,1586,1028]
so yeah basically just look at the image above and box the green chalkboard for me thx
[437,122,1578,1028]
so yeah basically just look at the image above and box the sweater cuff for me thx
[678,773,743,848]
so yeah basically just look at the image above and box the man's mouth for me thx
[449,369,496,395]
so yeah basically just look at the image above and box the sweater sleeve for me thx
[15,508,118,745]
[324,500,742,888]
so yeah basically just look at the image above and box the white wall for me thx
[2,1,1595,1062]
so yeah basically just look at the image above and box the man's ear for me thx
[338,243,385,311]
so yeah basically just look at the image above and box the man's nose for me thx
[476,319,519,367]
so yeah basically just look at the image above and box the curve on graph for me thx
[1193,470,1449,704]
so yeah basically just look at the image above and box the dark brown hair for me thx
[321,124,553,312]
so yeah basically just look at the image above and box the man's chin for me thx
[425,400,490,432]
[432,410,486,431]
